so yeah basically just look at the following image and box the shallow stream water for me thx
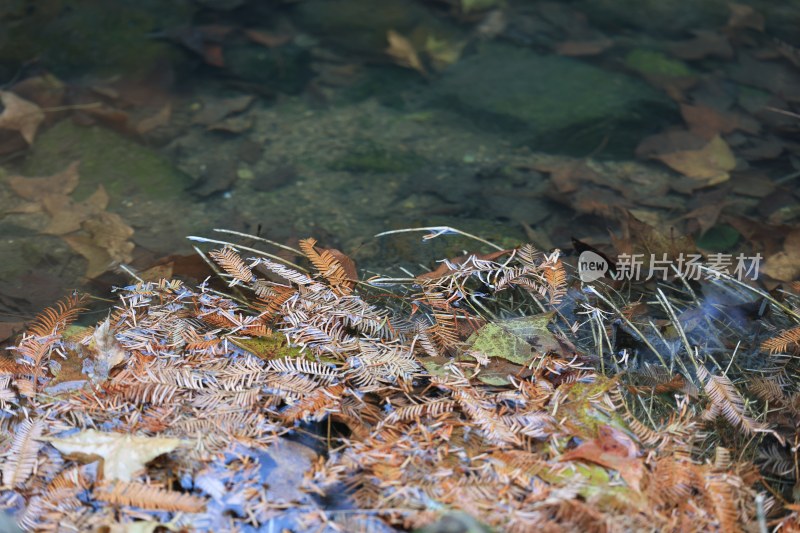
[0,0,798,326]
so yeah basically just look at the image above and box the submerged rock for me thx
[24,120,191,203]
[433,43,675,155]
[0,0,193,77]
[224,42,313,94]
[293,0,460,58]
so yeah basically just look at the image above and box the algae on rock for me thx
[23,120,191,203]
[434,43,675,155]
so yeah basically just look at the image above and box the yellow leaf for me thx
[653,135,735,182]
[48,430,182,482]
[386,30,426,75]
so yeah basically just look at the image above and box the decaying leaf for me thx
[386,29,426,75]
[6,161,136,279]
[86,317,128,382]
[762,230,800,282]
[560,424,643,491]
[244,29,293,48]
[425,35,465,71]
[680,103,760,140]
[62,211,135,278]
[192,95,255,126]
[613,210,696,262]
[637,131,736,184]
[727,3,765,32]
[0,90,45,144]
[41,185,109,235]
[136,102,172,134]
[48,429,182,482]
[466,314,562,365]
[555,38,614,57]
[7,161,80,201]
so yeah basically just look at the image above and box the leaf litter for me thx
[0,0,800,530]
[0,230,798,531]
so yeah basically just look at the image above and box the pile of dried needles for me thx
[1,228,799,532]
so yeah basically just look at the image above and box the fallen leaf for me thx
[0,91,45,144]
[731,172,775,198]
[666,30,733,60]
[138,262,174,282]
[680,103,760,139]
[679,185,732,235]
[571,187,630,218]
[136,102,172,134]
[11,73,66,112]
[202,43,226,68]
[425,35,465,71]
[730,53,800,103]
[738,135,784,161]
[555,38,613,57]
[680,203,726,235]
[41,185,109,235]
[193,95,255,126]
[560,424,643,490]
[638,131,736,183]
[386,29,426,76]
[461,0,502,13]
[48,429,182,482]
[244,29,292,48]
[727,3,765,32]
[762,230,800,282]
[0,322,25,344]
[7,161,80,201]
[160,24,234,67]
[530,157,602,194]
[78,105,131,130]
[466,313,566,365]
[613,211,696,262]
[63,212,135,279]
[206,114,253,133]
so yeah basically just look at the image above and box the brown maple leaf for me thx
[0,91,45,144]
[7,161,80,201]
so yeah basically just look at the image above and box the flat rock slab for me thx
[434,43,674,154]
[23,120,191,204]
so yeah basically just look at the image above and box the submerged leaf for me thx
[0,91,45,144]
[386,30,426,75]
[639,132,735,183]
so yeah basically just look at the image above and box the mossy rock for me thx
[575,0,730,35]
[23,120,191,204]
[625,49,692,78]
[0,0,193,77]
[293,0,442,56]
[434,43,676,156]
[224,42,313,94]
